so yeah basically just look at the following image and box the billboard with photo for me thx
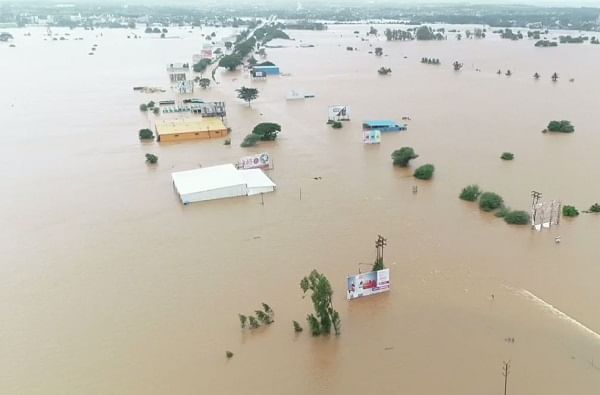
[237,153,273,170]
[346,268,390,300]
[328,105,351,121]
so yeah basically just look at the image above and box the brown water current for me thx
[1,24,600,394]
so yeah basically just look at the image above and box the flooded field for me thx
[1,24,600,394]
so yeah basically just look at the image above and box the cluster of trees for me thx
[535,40,558,47]
[194,77,211,89]
[139,101,156,112]
[378,67,392,75]
[590,203,600,213]
[254,25,290,44]
[238,303,274,330]
[563,205,579,217]
[391,147,418,167]
[416,26,444,41]
[144,27,167,34]
[283,21,327,30]
[498,29,523,40]
[559,35,586,44]
[192,58,211,73]
[453,61,464,71]
[421,58,441,65]
[241,122,281,147]
[546,120,574,133]
[300,270,341,336]
[527,30,542,39]
[459,185,529,225]
[592,37,600,44]
[384,29,414,41]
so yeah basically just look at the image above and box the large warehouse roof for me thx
[171,164,245,195]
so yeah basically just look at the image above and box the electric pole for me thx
[502,360,510,395]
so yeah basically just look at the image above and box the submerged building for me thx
[155,118,228,142]
[362,120,406,132]
[171,164,276,204]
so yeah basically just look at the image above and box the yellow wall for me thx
[157,128,227,142]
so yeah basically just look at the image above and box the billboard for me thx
[347,268,390,300]
[363,129,381,144]
[328,105,351,121]
[237,153,273,170]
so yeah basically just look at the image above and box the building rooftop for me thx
[172,164,245,195]
[363,120,400,126]
[155,118,226,136]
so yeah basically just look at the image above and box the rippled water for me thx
[1,24,600,394]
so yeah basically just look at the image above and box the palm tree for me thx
[551,72,559,82]
[533,72,540,80]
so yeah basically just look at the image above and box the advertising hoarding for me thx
[237,153,273,170]
[346,268,390,300]
[328,105,351,121]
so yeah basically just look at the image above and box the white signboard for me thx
[328,105,351,121]
[237,153,273,170]
[363,129,381,144]
[347,268,390,300]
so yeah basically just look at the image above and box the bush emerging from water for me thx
[459,185,481,202]
[293,320,303,333]
[414,164,435,180]
[590,203,600,213]
[504,210,530,225]
[241,134,260,147]
[139,103,148,112]
[501,152,514,160]
[562,205,579,217]
[139,128,154,140]
[145,153,158,164]
[547,120,574,133]
[226,351,234,359]
[495,207,511,218]
[331,121,342,129]
[391,147,418,167]
[252,122,281,141]
[479,192,504,212]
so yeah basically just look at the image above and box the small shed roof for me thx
[363,120,399,127]
[238,169,277,189]
[171,164,245,195]
[155,118,226,136]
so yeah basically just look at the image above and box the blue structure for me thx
[252,65,280,76]
[362,120,406,132]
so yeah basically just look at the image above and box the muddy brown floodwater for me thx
[1,24,600,394]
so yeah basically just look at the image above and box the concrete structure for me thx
[171,164,276,204]
[362,120,406,132]
[252,65,280,76]
[155,118,228,142]
[363,129,381,144]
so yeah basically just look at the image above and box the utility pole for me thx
[375,235,387,262]
[502,360,510,395]
[531,190,542,227]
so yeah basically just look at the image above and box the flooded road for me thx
[1,24,600,394]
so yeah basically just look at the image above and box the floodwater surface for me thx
[1,24,600,394]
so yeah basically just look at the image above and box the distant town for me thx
[1,2,600,31]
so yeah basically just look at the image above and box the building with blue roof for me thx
[362,120,406,132]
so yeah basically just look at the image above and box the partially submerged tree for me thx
[391,147,418,167]
[479,192,504,212]
[589,203,600,213]
[414,164,435,180]
[293,320,303,333]
[252,122,281,141]
[239,314,247,328]
[145,153,158,164]
[547,120,574,133]
[562,205,579,217]
[219,54,243,71]
[139,128,154,140]
[452,61,464,71]
[374,47,383,56]
[504,210,530,225]
[300,270,341,336]
[248,315,260,329]
[193,58,211,74]
[459,185,481,202]
[236,86,259,107]
[501,152,515,160]
[198,78,211,89]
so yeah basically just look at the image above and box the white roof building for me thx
[171,164,276,204]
